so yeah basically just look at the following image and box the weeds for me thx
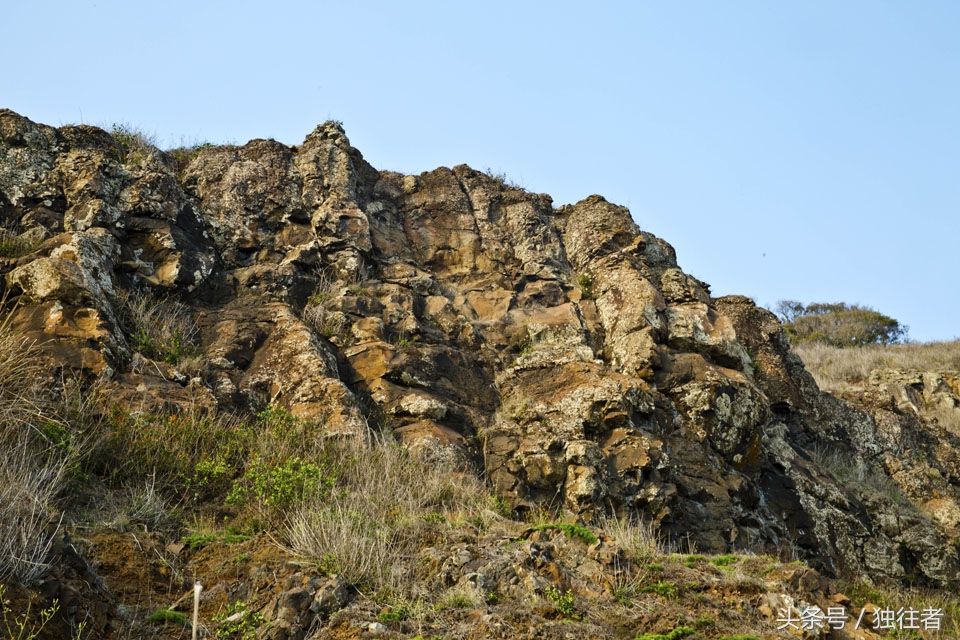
[145,609,188,627]
[0,306,81,583]
[285,433,491,594]
[95,407,252,502]
[117,289,200,367]
[0,227,44,259]
[0,585,59,640]
[640,580,677,598]
[531,521,598,544]
[544,587,580,619]
[810,443,914,507]
[110,123,157,165]
[213,599,264,639]
[634,627,694,640]
[166,140,214,177]
[793,340,960,392]
[598,514,671,564]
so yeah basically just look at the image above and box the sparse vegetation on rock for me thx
[1,108,960,638]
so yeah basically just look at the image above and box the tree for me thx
[774,301,907,347]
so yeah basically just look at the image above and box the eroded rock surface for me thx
[2,108,959,606]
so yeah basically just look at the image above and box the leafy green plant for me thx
[641,580,677,598]
[96,407,252,501]
[711,554,738,567]
[577,273,595,300]
[227,455,334,516]
[214,600,264,639]
[694,615,715,628]
[634,627,694,640]
[146,609,188,626]
[376,605,408,622]
[182,533,218,551]
[532,522,598,544]
[544,587,579,619]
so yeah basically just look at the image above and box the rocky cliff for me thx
[2,109,960,638]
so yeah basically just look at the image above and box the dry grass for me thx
[0,306,74,584]
[0,226,44,259]
[117,289,201,369]
[598,513,677,564]
[284,433,491,594]
[793,340,960,392]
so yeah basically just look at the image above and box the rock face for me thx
[2,108,959,590]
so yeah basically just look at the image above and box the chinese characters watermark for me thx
[777,605,943,632]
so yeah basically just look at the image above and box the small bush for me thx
[227,455,334,517]
[640,580,677,598]
[577,273,595,300]
[213,600,263,639]
[711,554,738,567]
[544,587,579,619]
[532,521,598,544]
[146,609,188,627]
[95,407,253,502]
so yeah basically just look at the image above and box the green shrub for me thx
[641,580,677,598]
[544,587,579,619]
[634,626,695,640]
[577,273,595,300]
[213,600,264,639]
[146,609,188,626]
[226,455,334,516]
[96,407,252,501]
[532,522,598,544]
[711,554,738,567]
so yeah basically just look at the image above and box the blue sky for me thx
[4,1,958,341]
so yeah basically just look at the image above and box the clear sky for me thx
[4,1,958,341]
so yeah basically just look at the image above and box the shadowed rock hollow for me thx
[2,108,960,599]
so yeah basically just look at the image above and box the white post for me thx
[192,582,202,640]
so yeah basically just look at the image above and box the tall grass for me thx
[117,289,201,368]
[0,307,73,584]
[284,434,491,593]
[793,340,960,392]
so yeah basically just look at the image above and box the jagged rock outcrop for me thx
[2,108,958,599]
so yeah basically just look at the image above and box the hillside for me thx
[1,109,959,639]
